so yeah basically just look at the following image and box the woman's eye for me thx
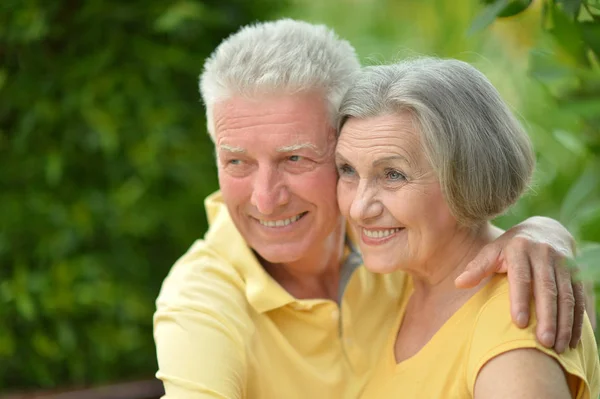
[385,169,405,181]
[338,164,355,176]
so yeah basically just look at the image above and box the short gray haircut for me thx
[200,19,361,140]
[339,57,535,226]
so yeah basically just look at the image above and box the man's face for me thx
[213,92,341,263]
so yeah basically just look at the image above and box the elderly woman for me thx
[335,58,600,398]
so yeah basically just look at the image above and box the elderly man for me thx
[154,19,585,399]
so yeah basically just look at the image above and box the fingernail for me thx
[570,339,579,349]
[542,332,555,347]
[516,312,528,327]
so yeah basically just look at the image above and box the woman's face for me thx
[335,112,460,275]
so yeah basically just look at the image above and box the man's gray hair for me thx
[200,19,361,140]
[339,57,535,226]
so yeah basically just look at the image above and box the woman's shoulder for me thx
[465,275,600,398]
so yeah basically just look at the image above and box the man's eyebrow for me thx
[373,155,411,167]
[219,144,246,153]
[276,142,321,154]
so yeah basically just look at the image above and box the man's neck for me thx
[261,220,346,302]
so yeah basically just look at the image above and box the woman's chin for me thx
[363,259,402,275]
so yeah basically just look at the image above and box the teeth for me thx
[259,214,303,228]
[363,228,401,238]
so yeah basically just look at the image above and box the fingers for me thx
[455,244,501,289]
[554,261,575,353]
[530,245,558,349]
[505,243,533,328]
[570,280,586,349]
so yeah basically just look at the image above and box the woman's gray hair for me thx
[200,19,360,140]
[339,57,535,226]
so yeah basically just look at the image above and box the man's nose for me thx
[250,166,290,215]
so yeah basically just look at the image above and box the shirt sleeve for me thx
[154,248,253,399]
[466,288,599,398]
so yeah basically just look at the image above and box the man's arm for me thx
[154,253,251,399]
[456,216,586,353]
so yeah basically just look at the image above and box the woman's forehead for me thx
[336,114,422,157]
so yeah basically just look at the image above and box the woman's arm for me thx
[474,349,574,399]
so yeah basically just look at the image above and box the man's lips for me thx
[251,211,309,228]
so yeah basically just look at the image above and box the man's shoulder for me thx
[156,239,247,309]
[158,189,256,300]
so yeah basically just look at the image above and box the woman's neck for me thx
[394,222,502,364]
[409,222,500,306]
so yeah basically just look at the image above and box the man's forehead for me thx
[215,91,327,110]
[218,135,330,155]
[214,96,336,150]
[213,93,331,128]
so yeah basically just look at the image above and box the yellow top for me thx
[360,275,600,399]
[154,191,407,399]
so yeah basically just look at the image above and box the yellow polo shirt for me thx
[360,275,600,399]
[154,191,407,398]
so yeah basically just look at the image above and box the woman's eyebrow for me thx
[373,155,410,167]
[334,152,351,163]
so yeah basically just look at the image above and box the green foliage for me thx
[0,0,285,390]
[472,0,600,276]
[470,0,534,33]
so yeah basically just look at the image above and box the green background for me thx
[1,0,598,392]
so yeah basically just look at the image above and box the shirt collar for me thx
[204,191,295,313]
[203,191,360,313]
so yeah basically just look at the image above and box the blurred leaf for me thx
[0,329,16,357]
[498,0,533,17]
[577,199,600,221]
[557,0,583,18]
[154,1,207,32]
[559,96,600,118]
[530,48,573,81]
[553,129,587,156]
[32,332,60,360]
[45,151,63,186]
[577,241,600,279]
[0,69,6,91]
[469,0,509,34]
[113,176,146,209]
[581,21,600,55]
[560,159,600,223]
[548,3,588,65]
[11,6,49,42]
[82,107,119,155]
[57,321,77,353]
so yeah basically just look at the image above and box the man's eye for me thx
[228,159,242,165]
[385,169,405,181]
[288,155,302,162]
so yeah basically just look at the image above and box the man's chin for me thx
[252,244,306,265]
